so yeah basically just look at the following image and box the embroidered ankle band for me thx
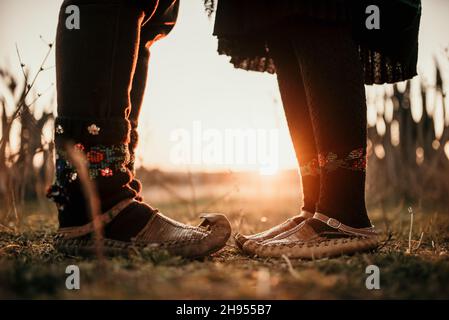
[47,117,134,217]
[300,147,366,176]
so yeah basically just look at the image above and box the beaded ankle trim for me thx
[55,143,129,180]
[47,143,130,209]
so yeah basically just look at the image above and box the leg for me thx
[54,0,150,235]
[127,39,150,201]
[291,21,371,229]
[127,0,180,199]
[234,40,318,250]
[269,40,320,215]
[243,23,378,259]
[49,0,230,258]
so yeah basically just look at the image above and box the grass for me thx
[1,178,449,300]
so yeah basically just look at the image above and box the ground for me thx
[1,174,448,299]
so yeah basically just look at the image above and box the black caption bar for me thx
[2,300,447,319]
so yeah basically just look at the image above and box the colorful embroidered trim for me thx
[47,143,130,207]
[58,143,129,180]
[300,148,366,176]
[318,147,366,172]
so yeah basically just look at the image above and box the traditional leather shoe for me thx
[243,212,378,259]
[235,210,313,249]
[54,199,232,259]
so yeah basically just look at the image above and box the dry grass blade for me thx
[15,43,28,85]
[377,231,393,251]
[0,223,14,233]
[282,254,301,279]
[414,231,425,251]
[406,207,414,254]
[65,143,105,263]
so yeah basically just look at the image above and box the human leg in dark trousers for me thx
[233,39,320,248]
[127,0,180,200]
[242,22,377,259]
[291,22,371,229]
[49,0,231,258]
[270,40,320,216]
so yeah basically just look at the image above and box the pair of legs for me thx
[236,21,378,257]
[50,0,231,258]
[272,22,371,229]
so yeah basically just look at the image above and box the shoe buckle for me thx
[326,218,341,229]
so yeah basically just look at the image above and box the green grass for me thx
[1,191,448,299]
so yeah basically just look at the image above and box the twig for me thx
[23,40,53,97]
[15,43,28,85]
[414,231,424,251]
[10,187,19,230]
[12,40,54,118]
[0,223,14,233]
[282,254,300,279]
[0,244,20,254]
[0,40,54,147]
[66,144,105,264]
[406,207,414,254]
[377,231,393,251]
[25,82,55,108]
[39,35,53,47]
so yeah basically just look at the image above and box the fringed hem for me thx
[358,46,418,85]
[216,38,418,85]
[213,0,420,84]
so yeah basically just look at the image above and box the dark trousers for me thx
[53,0,178,227]
[56,0,178,123]
[269,21,371,227]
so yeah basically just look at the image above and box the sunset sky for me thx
[0,0,448,173]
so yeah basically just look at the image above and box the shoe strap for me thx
[299,210,314,219]
[57,199,135,239]
[313,212,377,237]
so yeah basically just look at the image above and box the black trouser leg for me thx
[50,0,154,234]
[292,21,371,228]
[269,40,320,214]
[127,0,179,200]
[127,45,150,200]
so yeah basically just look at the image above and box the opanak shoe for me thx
[234,210,313,250]
[54,199,232,259]
[243,212,378,259]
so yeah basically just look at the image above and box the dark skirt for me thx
[213,0,422,85]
